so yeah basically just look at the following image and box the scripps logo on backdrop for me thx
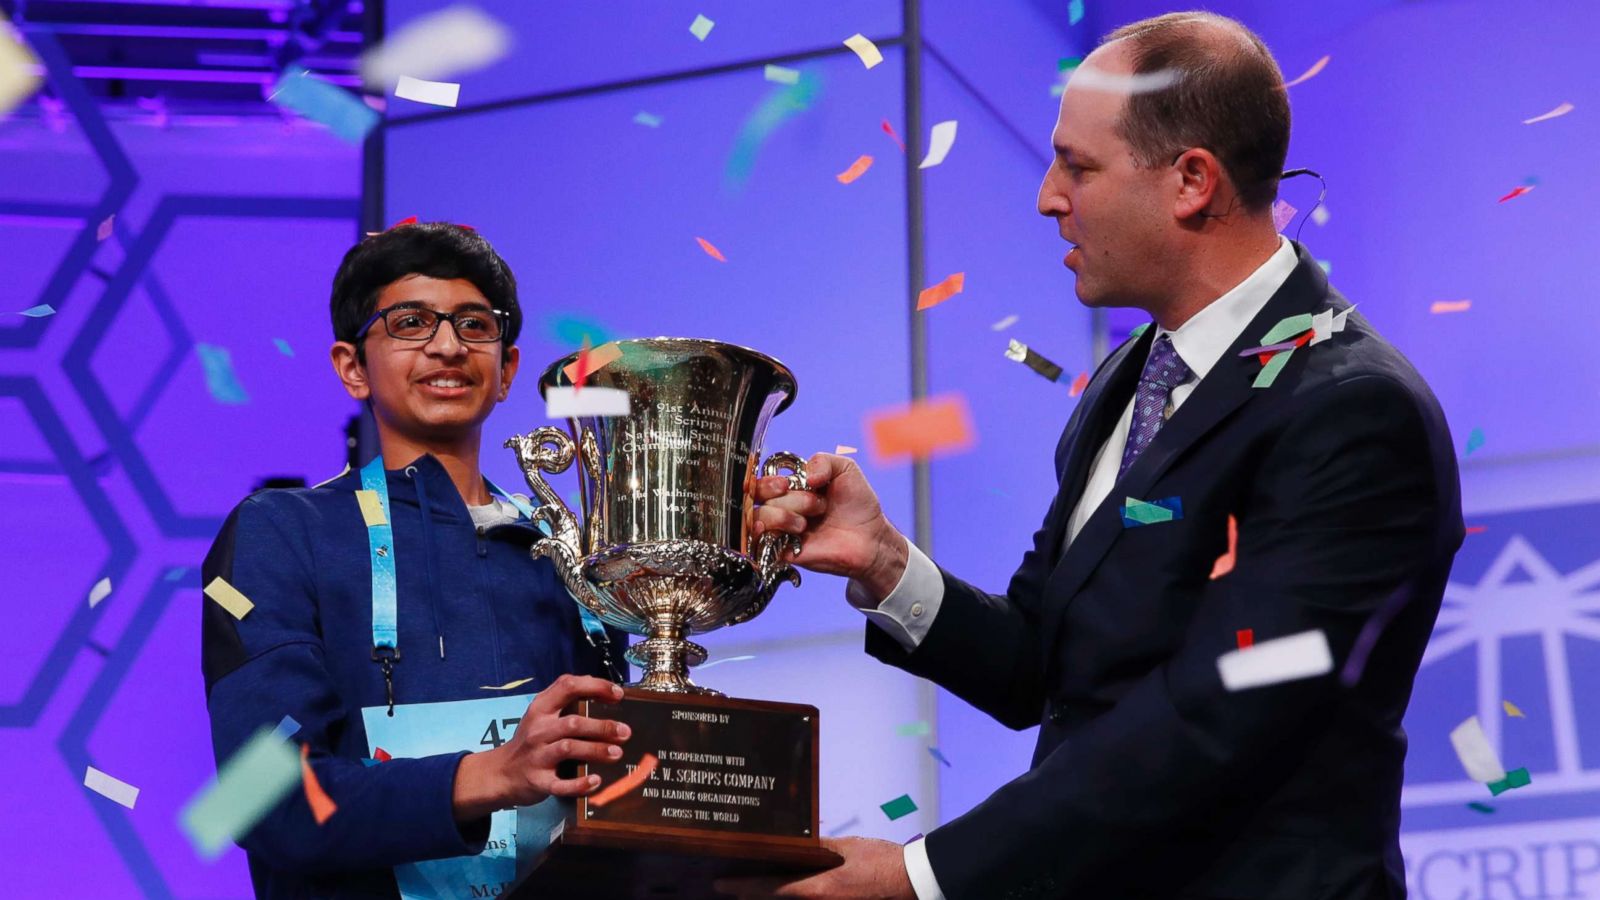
[1398,501,1600,899]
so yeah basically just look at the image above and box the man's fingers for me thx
[762,490,827,519]
[752,506,807,536]
[544,773,603,798]
[750,476,792,502]
[536,737,627,769]
[554,713,631,744]
[527,674,624,717]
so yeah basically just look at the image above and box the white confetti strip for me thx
[85,766,139,809]
[1217,629,1332,691]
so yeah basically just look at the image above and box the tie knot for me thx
[1141,334,1191,390]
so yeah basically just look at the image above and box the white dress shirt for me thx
[850,238,1298,900]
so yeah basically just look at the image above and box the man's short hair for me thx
[329,222,522,355]
[1102,12,1290,212]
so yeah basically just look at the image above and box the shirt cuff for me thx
[846,537,944,652]
[903,837,947,900]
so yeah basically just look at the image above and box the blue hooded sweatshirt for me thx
[201,453,626,898]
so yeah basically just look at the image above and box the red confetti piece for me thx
[1498,185,1534,203]
[917,272,965,311]
[373,747,392,762]
[881,118,905,153]
[836,154,875,184]
[588,753,659,809]
[1465,525,1487,535]
[1430,300,1472,315]
[1256,330,1314,366]
[1067,372,1089,398]
[300,744,338,825]
[1236,629,1254,649]
[388,215,419,229]
[865,394,976,463]
[695,236,727,262]
[571,338,591,393]
[1210,515,1238,580]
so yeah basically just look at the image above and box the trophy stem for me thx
[625,614,718,695]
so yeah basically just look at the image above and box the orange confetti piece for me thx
[695,236,727,262]
[1430,300,1472,315]
[1498,185,1535,203]
[836,154,874,184]
[564,342,623,384]
[300,744,337,825]
[865,394,976,463]
[1236,629,1254,649]
[834,445,858,455]
[588,753,659,809]
[1067,372,1089,398]
[917,272,965,311]
[1283,54,1329,88]
[1210,515,1238,580]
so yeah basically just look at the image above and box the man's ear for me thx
[497,344,520,402]
[331,341,370,401]
[1172,147,1226,221]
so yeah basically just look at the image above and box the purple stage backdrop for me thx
[3,1,1599,897]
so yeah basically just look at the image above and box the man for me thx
[202,222,632,898]
[734,12,1462,900]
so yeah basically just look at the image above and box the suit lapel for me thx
[1039,243,1336,643]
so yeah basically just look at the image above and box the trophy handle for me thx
[754,451,808,593]
[504,428,609,620]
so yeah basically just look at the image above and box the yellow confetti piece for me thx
[204,576,255,620]
[562,341,622,383]
[1523,102,1573,125]
[1430,300,1471,315]
[355,490,387,527]
[1283,54,1329,88]
[1503,700,1525,718]
[843,33,884,69]
[836,154,874,184]
[481,677,536,691]
[695,236,727,262]
[0,21,43,116]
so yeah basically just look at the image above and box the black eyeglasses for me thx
[355,304,509,344]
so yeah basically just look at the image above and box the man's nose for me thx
[1038,167,1070,219]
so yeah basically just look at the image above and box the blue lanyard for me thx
[362,458,612,682]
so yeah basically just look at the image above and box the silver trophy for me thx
[506,338,809,695]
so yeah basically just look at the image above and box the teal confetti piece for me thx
[195,343,250,405]
[724,77,822,190]
[689,14,714,41]
[1121,496,1182,528]
[1316,259,1332,274]
[269,65,379,144]
[179,725,302,859]
[1069,0,1086,25]
[1464,428,1485,456]
[1127,322,1151,340]
[927,747,952,768]
[164,567,187,582]
[1253,348,1294,389]
[1259,313,1315,345]
[763,64,800,86]
[1467,801,1495,813]
[19,304,56,318]
[544,312,616,347]
[272,338,294,357]
[896,720,931,738]
[271,715,301,740]
[1487,767,1530,796]
[1058,56,1083,71]
[633,111,662,128]
[879,793,918,821]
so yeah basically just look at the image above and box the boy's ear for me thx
[331,342,370,401]
[497,344,520,402]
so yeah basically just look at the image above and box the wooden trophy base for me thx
[510,690,841,898]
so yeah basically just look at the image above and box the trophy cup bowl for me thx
[507,336,810,695]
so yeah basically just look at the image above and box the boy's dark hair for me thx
[1102,12,1290,212]
[330,222,521,359]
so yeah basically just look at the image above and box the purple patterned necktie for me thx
[1118,334,1192,479]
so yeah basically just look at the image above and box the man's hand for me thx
[713,837,916,899]
[452,675,630,820]
[750,453,909,600]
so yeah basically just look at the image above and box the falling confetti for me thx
[918,120,958,169]
[1069,0,1086,25]
[896,720,930,737]
[865,394,975,463]
[1522,102,1573,125]
[1283,55,1330,89]
[1236,629,1254,649]
[481,677,536,691]
[546,386,630,418]
[394,75,460,107]
[1005,339,1065,383]
[826,814,861,836]
[562,342,622,382]
[698,654,756,670]
[18,304,56,318]
[87,577,113,608]
[195,343,250,405]
[1468,801,1495,814]
[695,236,727,262]
[991,315,1018,331]
[1465,525,1488,535]
[1449,716,1507,783]
[834,445,857,456]
[0,20,42,115]
[1464,428,1485,456]
[836,154,874,184]
[881,119,905,153]
[300,744,338,825]
[1310,205,1330,226]
[632,111,662,127]
[180,725,302,858]
[764,64,801,85]
[1503,700,1525,718]
[917,272,965,310]
[1271,199,1297,233]
[1067,372,1088,397]
[84,766,140,809]
[1217,629,1333,691]
[272,338,294,356]
[689,14,715,41]
[843,34,883,69]
[1488,767,1532,796]
[96,215,115,242]
[545,313,616,347]
[723,77,820,189]
[1498,185,1535,203]
[359,5,511,87]
[927,747,953,768]
[1430,300,1471,314]
[589,753,659,808]
[204,576,255,620]
[1209,515,1238,579]
[1064,67,1179,94]
[269,66,379,144]
[272,716,301,740]
[880,793,918,821]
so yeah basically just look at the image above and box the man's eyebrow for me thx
[1054,143,1094,162]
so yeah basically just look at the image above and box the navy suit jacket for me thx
[867,243,1464,899]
